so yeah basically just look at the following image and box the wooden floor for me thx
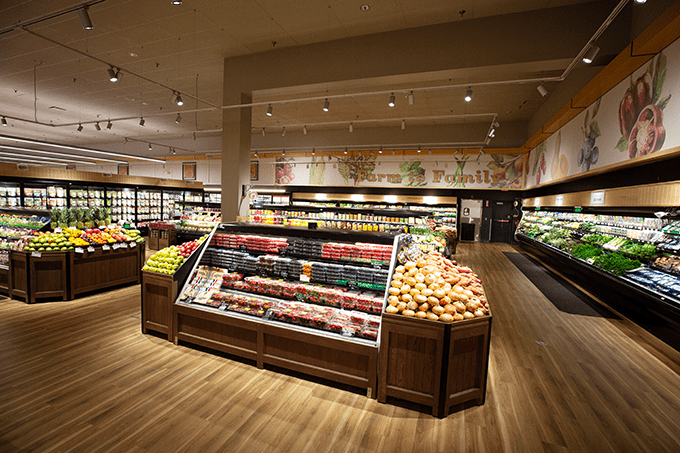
[1,242,680,453]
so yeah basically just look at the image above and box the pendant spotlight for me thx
[175,93,184,106]
[344,147,348,155]
[281,127,286,136]
[583,44,600,64]
[388,93,395,107]
[139,117,145,127]
[303,125,308,135]
[1,117,7,126]
[323,99,329,112]
[106,121,113,130]
[401,119,406,130]
[108,67,119,82]
[417,145,421,153]
[282,149,286,157]
[408,91,414,105]
[148,143,152,151]
[175,113,182,124]
[312,148,315,156]
[78,6,93,30]
[254,151,259,158]
[77,123,83,132]
[349,122,354,133]
[94,122,101,131]
[537,83,548,97]
[379,146,383,154]
[464,88,473,102]
[171,148,177,155]
[262,128,266,137]
[266,104,273,116]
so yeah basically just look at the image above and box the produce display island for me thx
[141,222,491,416]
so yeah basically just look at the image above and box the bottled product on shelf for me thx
[107,188,136,223]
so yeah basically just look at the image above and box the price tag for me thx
[299,274,310,282]
[130,242,136,248]
[372,261,383,270]
[112,243,120,250]
[239,244,247,252]
[53,227,62,233]
[280,271,288,279]
[120,242,128,248]
[31,251,42,258]
[347,281,358,290]
[75,247,84,254]
[590,191,605,206]
[102,245,111,251]
[555,195,564,206]
[87,246,95,253]
[296,294,306,302]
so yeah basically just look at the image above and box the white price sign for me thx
[53,227,62,233]
[120,242,128,248]
[87,246,95,253]
[102,245,111,251]
[112,243,120,250]
[75,248,84,254]
[555,195,564,206]
[130,242,136,248]
[534,198,540,208]
[31,251,42,258]
[590,191,605,206]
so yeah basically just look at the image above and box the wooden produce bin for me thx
[148,229,159,250]
[0,266,9,293]
[378,312,491,417]
[9,251,68,303]
[69,244,142,298]
[158,228,177,249]
[142,271,177,341]
[378,313,447,416]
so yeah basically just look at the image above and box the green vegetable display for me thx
[592,253,641,276]
[572,244,603,260]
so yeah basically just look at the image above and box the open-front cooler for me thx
[107,188,136,223]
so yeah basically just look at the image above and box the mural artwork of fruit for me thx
[628,104,666,158]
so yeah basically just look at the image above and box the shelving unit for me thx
[167,223,394,396]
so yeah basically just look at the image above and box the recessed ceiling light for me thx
[172,0,182,4]
[360,4,370,12]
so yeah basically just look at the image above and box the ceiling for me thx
[0,0,638,162]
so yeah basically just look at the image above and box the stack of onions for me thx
[384,251,488,322]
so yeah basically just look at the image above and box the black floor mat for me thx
[503,252,619,319]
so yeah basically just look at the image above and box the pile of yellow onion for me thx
[385,251,488,322]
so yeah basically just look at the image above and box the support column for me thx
[221,92,252,221]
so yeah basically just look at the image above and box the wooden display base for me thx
[8,244,143,304]
[173,303,379,397]
[0,266,9,293]
[141,271,178,341]
[378,312,491,417]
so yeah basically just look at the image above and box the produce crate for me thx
[378,312,491,417]
[149,229,159,250]
[159,228,177,249]
[142,270,177,340]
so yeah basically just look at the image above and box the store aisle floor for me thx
[1,242,679,453]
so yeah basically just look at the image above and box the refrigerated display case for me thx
[107,188,136,223]
[162,190,183,220]
[137,189,161,222]
[69,185,105,209]
[0,183,21,208]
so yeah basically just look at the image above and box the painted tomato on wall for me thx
[616,52,671,158]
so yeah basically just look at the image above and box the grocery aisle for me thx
[1,242,679,453]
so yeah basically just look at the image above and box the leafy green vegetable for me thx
[572,244,603,260]
[592,253,641,276]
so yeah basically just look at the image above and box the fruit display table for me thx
[8,242,144,304]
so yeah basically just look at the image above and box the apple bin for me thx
[141,227,214,340]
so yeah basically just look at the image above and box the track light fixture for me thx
[148,143,152,150]
[171,148,177,155]
[537,83,548,97]
[94,122,101,131]
[493,120,500,128]
[139,117,145,127]
[78,6,93,30]
[417,145,421,153]
[175,113,182,124]
[633,0,646,4]
[323,99,329,112]
[176,93,183,106]
[389,93,395,107]
[108,67,119,82]
[312,148,315,156]
[282,149,286,157]
[1,117,8,126]
[349,122,354,133]
[171,0,183,4]
[465,88,473,102]
[106,121,113,130]
[408,91,414,105]
[267,104,273,116]
[303,125,308,135]
[282,127,286,136]
[344,147,348,155]
[489,128,495,137]
[254,151,259,158]
[583,44,600,64]
[262,128,266,137]
[379,146,383,154]
[77,123,83,132]
[401,119,405,130]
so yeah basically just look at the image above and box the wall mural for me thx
[262,153,526,189]
[524,35,679,189]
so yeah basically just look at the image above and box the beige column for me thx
[221,92,252,221]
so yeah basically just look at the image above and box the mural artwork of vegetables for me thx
[616,52,671,158]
